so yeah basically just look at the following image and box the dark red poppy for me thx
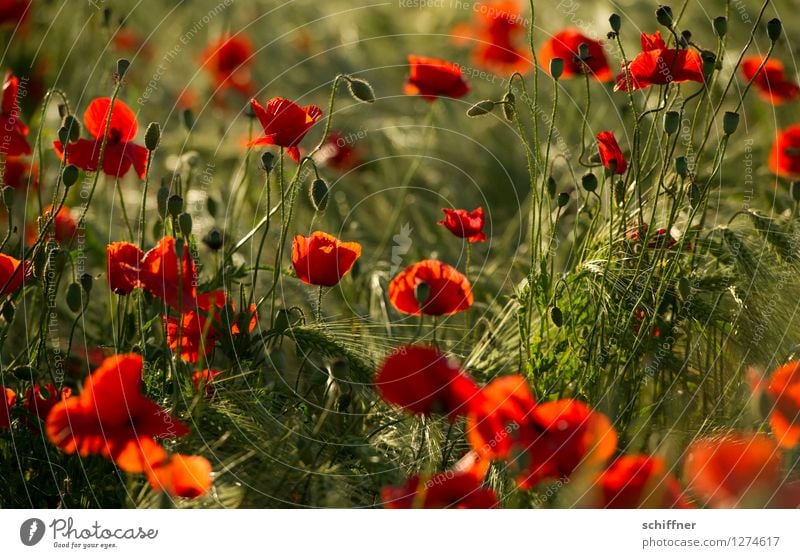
[139,236,198,310]
[615,31,704,92]
[46,354,188,473]
[1,72,31,156]
[439,207,486,243]
[684,433,783,508]
[375,345,482,420]
[0,0,30,27]
[382,471,498,508]
[596,131,627,175]
[249,97,323,163]
[147,454,212,499]
[766,361,800,449]
[53,97,149,179]
[598,454,690,508]
[106,241,145,295]
[404,55,470,101]
[23,383,72,432]
[313,131,361,171]
[388,259,473,316]
[291,231,361,287]
[0,252,29,295]
[201,34,256,99]
[769,125,800,180]
[741,57,800,105]
[1,387,15,429]
[2,156,37,190]
[538,29,612,81]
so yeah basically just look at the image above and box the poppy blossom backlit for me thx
[614,31,703,92]
[291,231,361,287]
[769,125,800,181]
[438,207,487,243]
[741,57,800,105]
[388,259,473,316]
[381,471,498,508]
[539,29,612,81]
[404,55,470,101]
[249,97,323,163]
[596,131,628,175]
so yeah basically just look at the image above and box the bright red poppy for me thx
[452,1,531,76]
[375,345,482,420]
[0,252,29,295]
[46,354,188,473]
[381,471,498,508]
[615,31,704,92]
[596,131,628,175]
[684,433,783,508]
[291,231,361,287]
[404,55,470,101]
[139,236,198,310]
[23,383,72,433]
[106,241,145,295]
[53,98,149,179]
[1,387,15,429]
[597,454,690,508]
[388,259,473,316]
[769,125,800,180]
[439,207,486,243]
[201,34,256,99]
[539,29,612,81]
[147,454,212,499]
[741,56,800,105]
[249,97,323,163]
[1,72,31,156]
[766,360,800,448]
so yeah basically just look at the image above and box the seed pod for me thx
[202,228,224,251]
[767,18,782,42]
[581,172,597,192]
[57,126,69,146]
[145,122,161,151]
[723,111,740,135]
[713,16,727,38]
[63,114,81,143]
[467,100,495,117]
[62,165,79,188]
[116,58,130,79]
[178,212,193,236]
[656,5,673,27]
[664,111,680,135]
[309,178,329,211]
[502,92,515,121]
[260,151,275,173]
[80,272,93,293]
[66,282,83,313]
[167,194,183,218]
[550,306,563,327]
[609,13,621,33]
[557,191,570,208]
[550,57,565,79]
[346,76,376,103]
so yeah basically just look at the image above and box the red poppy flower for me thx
[139,236,198,310]
[28,204,77,245]
[291,231,361,287]
[53,97,149,179]
[741,57,800,105]
[539,29,612,81]
[439,207,486,243]
[192,369,223,399]
[615,31,704,92]
[1,72,31,156]
[106,241,145,295]
[2,156,37,190]
[466,374,537,460]
[201,34,256,99]
[249,97,323,163]
[0,0,30,27]
[313,131,361,171]
[597,455,690,508]
[405,55,470,101]
[388,259,473,316]
[766,360,800,448]
[147,454,212,499]
[683,433,783,508]
[375,345,482,420]
[1,387,15,429]
[0,252,29,295]
[769,125,800,181]
[382,471,497,508]
[596,131,628,175]
[46,354,188,473]
[23,383,72,433]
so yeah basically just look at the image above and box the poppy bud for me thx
[145,122,161,151]
[182,108,195,132]
[346,76,376,103]
[167,194,183,218]
[57,104,68,119]
[701,50,717,77]
[550,57,565,79]
[656,5,673,27]
[80,272,93,293]
[577,44,590,62]
[66,282,83,313]
[581,172,597,192]
[675,156,689,177]
[273,308,291,335]
[688,182,702,208]
[62,165,79,188]
[202,228,224,251]
[2,186,14,209]
[116,58,130,79]
[58,126,69,146]
[157,185,170,218]
[467,100,495,117]
[502,92,515,121]
[102,7,112,27]
[614,179,625,206]
[713,16,727,38]
[679,30,692,47]
[550,306,563,327]
[1,301,13,322]
[63,114,81,143]
[414,281,430,307]
[557,191,570,208]
[664,111,680,135]
[723,111,739,135]
[178,212,193,236]
[309,178,329,211]
[547,176,557,199]
[767,18,782,42]
[609,13,621,33]
[260,151,275,173]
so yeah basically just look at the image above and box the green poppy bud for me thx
[713,16,727,38]
[656,5,673,27]
[182,108,195,132]
[62,165,79,188]
[167,194,183,218]
[723,111,739,135]
[467,100,495,117]
[767,18,782,42]
[80,272,93,293]
[550,306,563,327]
[63,114,81,143]
[557,191,570,208]
[202,228,224,251]
[309,178,329,211]
[346,76,376,103]
[609,13,621,33]
[581,172,597,192]
[66,282,83,313]
[178,212,193,236]
[157,185,170,218]
[676,156,689,177]
[502,92,515,121]
[116,58,130,79]
[145,122,161,151]
[550,57,565,79]
[664,111,680,135]
[260,151,275,173]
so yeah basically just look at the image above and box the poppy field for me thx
[1,0,800,510]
